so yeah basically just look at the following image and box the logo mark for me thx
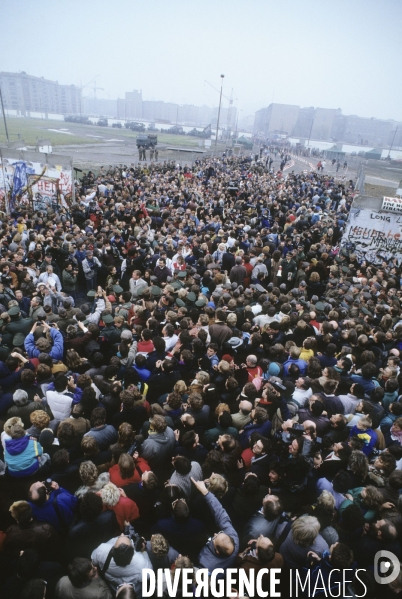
[374,550,400,585]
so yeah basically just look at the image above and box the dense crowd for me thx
[0,153,401,599]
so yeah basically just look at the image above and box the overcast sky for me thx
[1,0,401,121]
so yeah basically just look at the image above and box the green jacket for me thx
[62,269,77,292]
[339,486,378,522]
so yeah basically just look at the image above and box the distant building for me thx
[339,115,394,146]
[254,103,300,137]
[82,97,117,117]
[254,101,399,147]
[292,106,315,138]
[311,108,341,141]
[117,90,143,119]
[0,71,81,115]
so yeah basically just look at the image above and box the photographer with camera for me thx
[91,521,151,596]
[28,479,78,534]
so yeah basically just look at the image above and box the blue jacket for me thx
[349,425,377,456]
[5,435,42,477]
[29,487,78,533]
[198,492,239,574]
[283,357,308,376]
[25,327,64,361]
[239,419,272,448]
[350,374,379,395]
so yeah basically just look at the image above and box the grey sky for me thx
[1,0,401,121]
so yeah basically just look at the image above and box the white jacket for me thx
[45,390,74,421]
[91,537,152,594]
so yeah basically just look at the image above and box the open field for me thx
[0,116,203,148]
[0,117,101,145]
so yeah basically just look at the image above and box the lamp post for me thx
[215,74,224,149]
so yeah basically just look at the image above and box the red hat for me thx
[222,354,233,363]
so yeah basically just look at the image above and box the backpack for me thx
[251,366,263,391]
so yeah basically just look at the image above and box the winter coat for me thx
[45,389,74,420]
[24,327,64,361]
[29,487,78,533]
[5,434,43,477]
[141,428,175,468]
[91,534,152,595]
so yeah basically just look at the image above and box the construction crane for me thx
[81,74,101,92]
[78,74,101,115]
[92,81,104,100]
[204,80,238,140]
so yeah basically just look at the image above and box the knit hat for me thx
[222,354,234,363]
[268,362,281,376]
[39,428,54,449]
[13,389,29,406]
[120,330,133,341]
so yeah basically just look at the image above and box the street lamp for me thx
[215,74,224,149]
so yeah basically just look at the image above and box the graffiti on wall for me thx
[0,153,73,213]
[341,208,402,265]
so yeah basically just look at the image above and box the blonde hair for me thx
[317,489,335,510]
[150,534,169,556]
[226,313,237,326]
[100,482,121,507]
[79,461,98,487]
[208,473,228,499]
[218,360,230,374]
[196,371,210,385]
[173,380,188,394]
[4,417,23,435]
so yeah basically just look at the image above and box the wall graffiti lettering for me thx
[341,208,402,265]
[0,151,73,212]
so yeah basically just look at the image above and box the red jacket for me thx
[106,496,139,530]
[108,458,151,487]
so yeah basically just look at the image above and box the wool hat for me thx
[222,354,234,363]
[39,428,54,449]
[13,389,29,406]
[120,330,133,341]
[268,362,281,376]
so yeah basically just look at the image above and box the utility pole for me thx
[307,110,315,151]
[0,86,10,144]
[388,126,398,158]
[215,74,224,149]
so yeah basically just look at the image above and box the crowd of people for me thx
[0,153,401,599]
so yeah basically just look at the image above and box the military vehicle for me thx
[237,136,253,150]
[64,115,91,124]
[187,124,211,139]
[136,134,158,149]
[112,122,122,128]
[97,118,108,127]
[125,122,146,132]
[167,125,184,134]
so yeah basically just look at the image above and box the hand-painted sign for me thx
[341,207,402,265]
